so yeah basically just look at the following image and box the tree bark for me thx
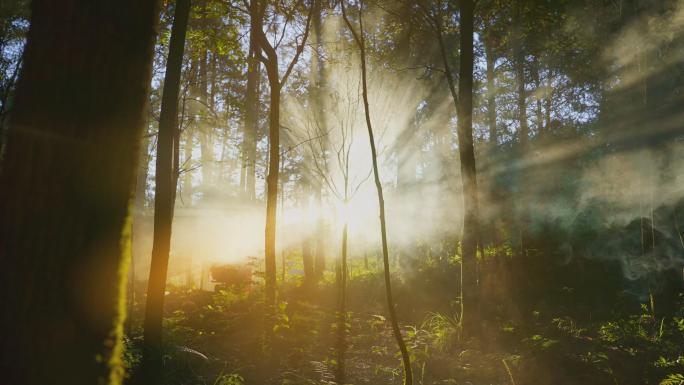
[129,120,151,333]
[314,187,326,277]
[251,0,312,309]
[198,49,213,190]
[0,0,159,384]
[544,70,553,132]
[456,0,480,338]
[335,221,349,384]
[312,2,327,280]
[485,41,497,147]
[242,26,260,200]
[301,178,315,287]
[182,125,194,204]
[140,0,191,383]
[264,59,280,307]
[514,2,529,254]
[533,57,544,135]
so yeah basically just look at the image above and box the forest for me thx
[1,0,683,384]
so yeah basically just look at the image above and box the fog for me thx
[130,1,684,295]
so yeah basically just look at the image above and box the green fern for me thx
[660,373,684,385]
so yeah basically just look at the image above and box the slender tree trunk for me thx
[141,0,191,383]
[315,187,326,277]
[544,70,553,131]
[341,2,412,384]
[514,1,529,256]
[182,125,194,204]
[335,221,349,384]
[0,1,159,384]
[311,1,327,279]
[264,60,280,308]
[485,42,497,147]
[483,37,499,247]
[242,29,260,200]
[533,58,543,135]
[198,49,213,190]
[456,0,480,338]
[0,54,22,156]
[515,53,528,146]
[301,183,315,287]
[129,123,151,333]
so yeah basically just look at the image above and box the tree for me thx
[512,1,530,255]
[455,0,480,338]
[241,18,261,201]
[141,0,192,383]
[298,74,371,382]
[340,1,413,384]
[0,0,160,384]
[416,0,480,338]
[311,0,328,279]
[249,0,313,308]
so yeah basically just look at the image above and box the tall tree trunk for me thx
[242,29,260,200]
[0,54,22,156]
[252,0,312,309]
[302,227,314,284]
[514,3,529,254]
[301,180,315,286]
[483,39,499,247]
[182,125,194,204]
[395,22,418,191]
[485,42,497,147]
[198,49,213,191]
[544,70,553,132]
[533,58,543,135]
[0,0,159,384]
[141,0,191,383]
[264,59,280,308]
[129,123,152,332]
[312,0,327,279]
[335,221,349,384]
[315,187,326,277]
[515,54,528,146]
[341,2,413,384]
[456,0,480,338]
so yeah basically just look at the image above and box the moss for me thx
[108,204,133,385]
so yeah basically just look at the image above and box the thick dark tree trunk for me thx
[141,0,191,383]
[0,1,159,384]
[456,0,480,339]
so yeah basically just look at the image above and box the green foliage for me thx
[421,312,461,352]
[213,373,245,385]
[660,373,684,385]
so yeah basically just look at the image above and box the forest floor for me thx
[124,255,684,385]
